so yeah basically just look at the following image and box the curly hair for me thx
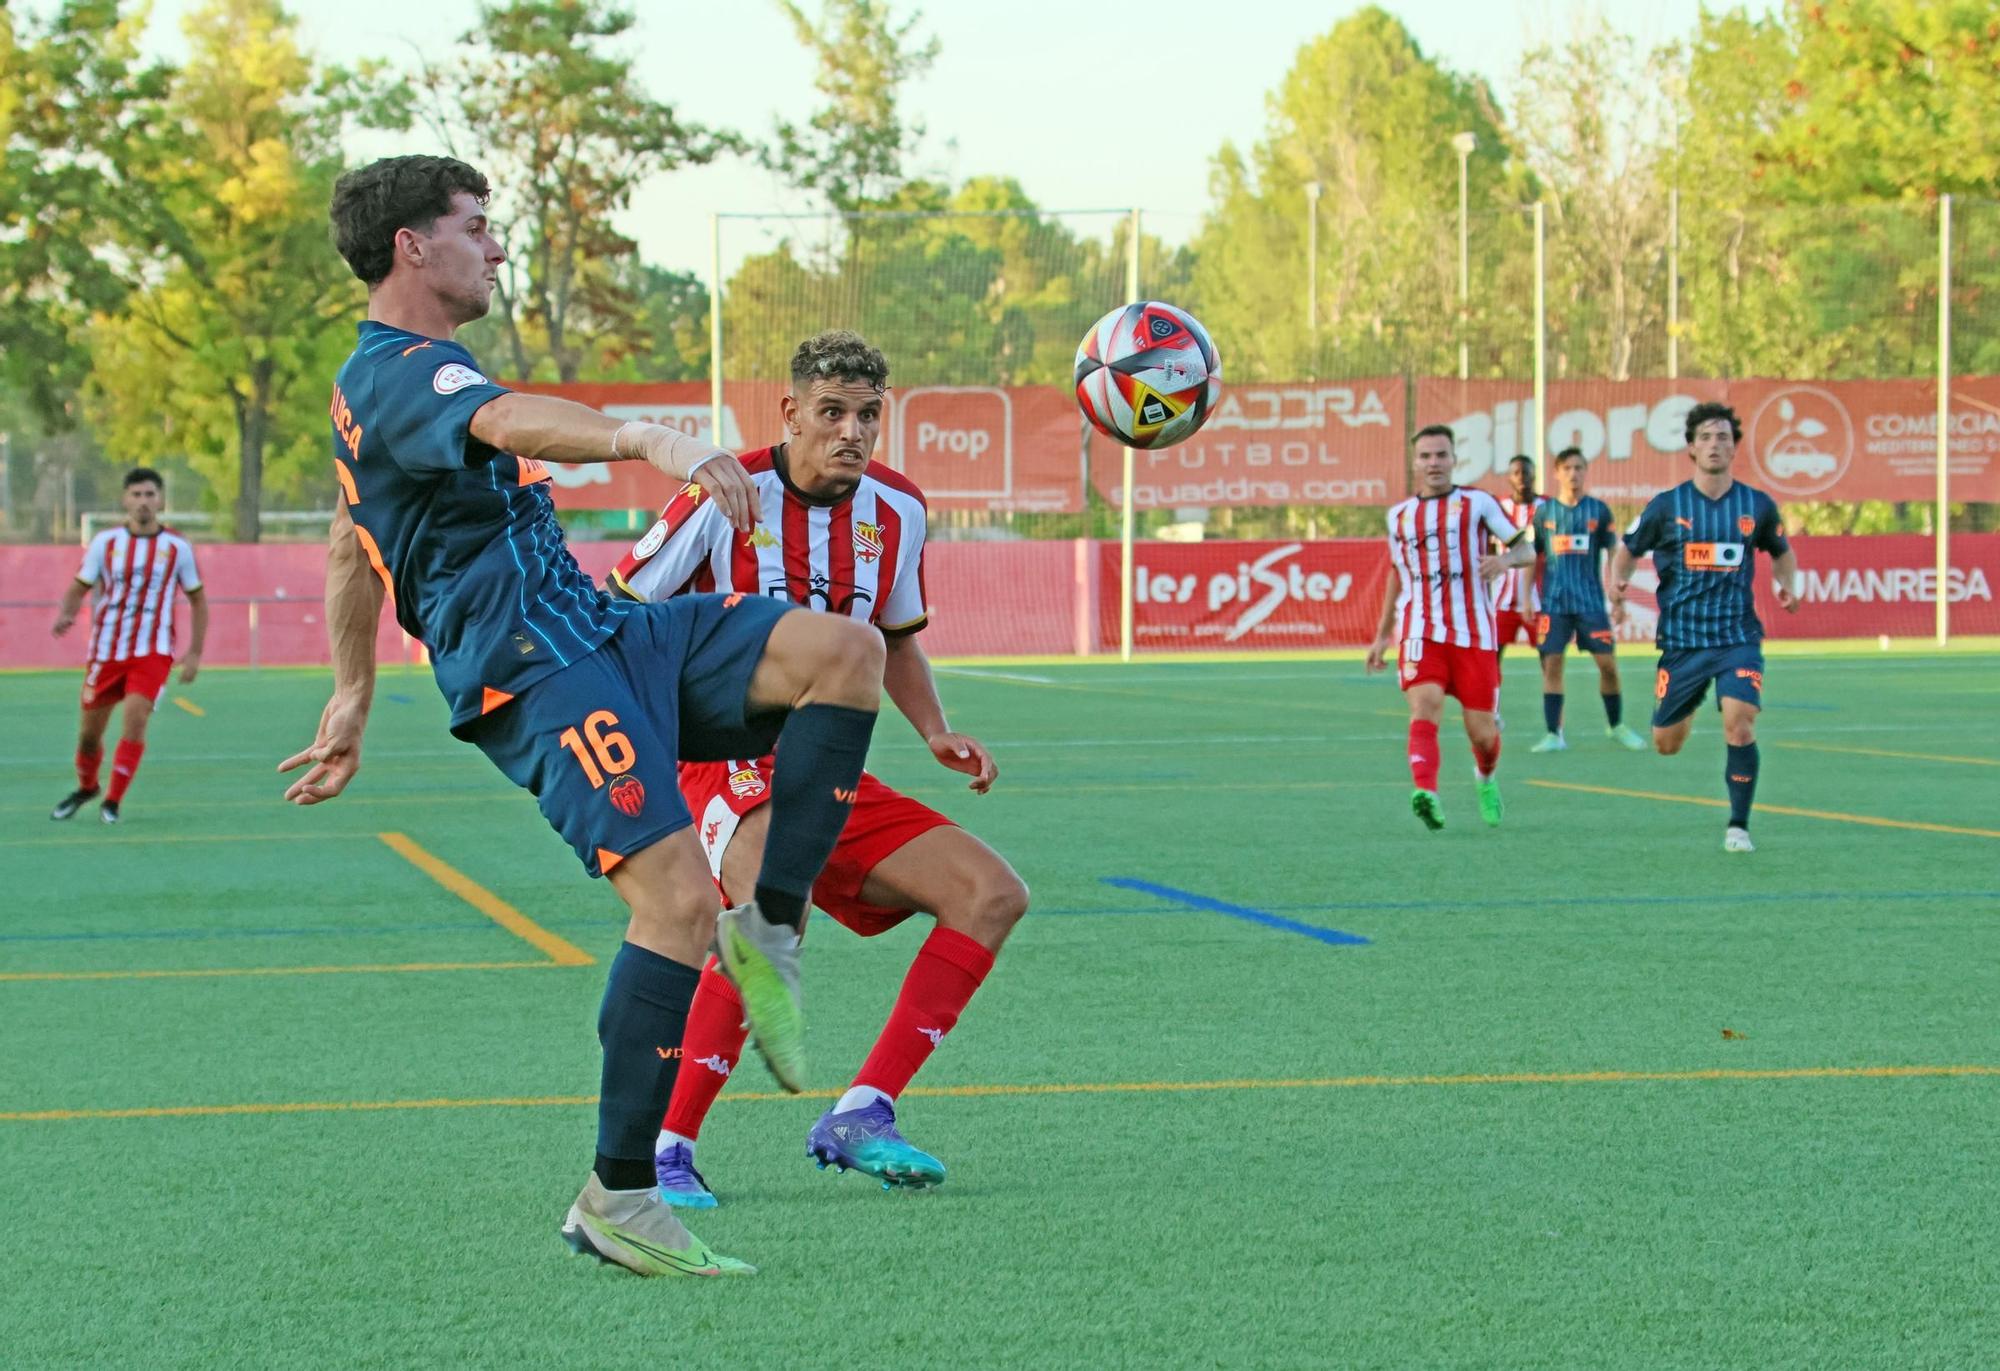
[1683,400,1742,445]
[329,155,492,286]
[789,330,889,393]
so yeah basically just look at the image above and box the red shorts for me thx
[1397,638,1500,712]
[678,758,955,936]
[1494,610,1541,647]
[81,654,173,710]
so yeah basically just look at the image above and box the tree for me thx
[412,0,738,382]
[1186,7,1529,383]
[82,0,377,538]
[1513,17,1676,380]
[768,0,939,212]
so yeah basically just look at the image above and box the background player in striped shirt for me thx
[1492,454,1543,663]
[1529,447,1647,753]
[612,330,1028,1204]
[48,467,208,823]
[1609,402,1801,852]
[1366,425,1535,830]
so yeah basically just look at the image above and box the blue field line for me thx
[1101,877,1371,946]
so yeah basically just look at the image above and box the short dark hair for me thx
[330,155,492,287]
[123,466,164,491]
[1412,423,1455,448]
[1507,453,1534,469]
[1684,401,1742,445]
[1555,446,1586,466]
[790,330,889,392]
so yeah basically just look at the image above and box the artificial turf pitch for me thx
[2,653,1996,1368]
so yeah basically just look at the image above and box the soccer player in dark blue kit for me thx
[1529,446,1647,753]
[1609,402,1802,852]
[281,155,885,1276]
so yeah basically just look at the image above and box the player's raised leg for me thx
[807,825,1024,1189]
[714,609,884,1092]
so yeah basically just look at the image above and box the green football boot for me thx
[560,1174,754,1277]
[1411,788,1445,831]
[1475,776,1504,827]
[714,901,807,1094]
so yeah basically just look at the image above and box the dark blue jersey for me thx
[329,321,628,733]
[1624,479,1788,650]
[1536,495,1615,615]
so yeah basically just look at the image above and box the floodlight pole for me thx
[1533,200,1547,470]
[1120,208,1141,663]
[1937,194,1952,647]
[1304,180,1322,376]
[1453,132,1476,381]
[709,214,724,447]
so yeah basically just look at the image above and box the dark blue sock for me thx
[1603,692,1623,727]
[1542,692,1563,734]
[1725,742,1759,828]
[595,941,700,1179]
[756,702,877,931]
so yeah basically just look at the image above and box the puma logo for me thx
[722,592,744,608]
[918,1026,945,1047]
[1675,517,1693,529]
[696,1054,732,1077]
[400,341,432,358]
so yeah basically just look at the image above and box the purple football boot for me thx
[806,1097,945,1190]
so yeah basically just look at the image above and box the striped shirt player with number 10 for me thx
[48,466,209,825]
[1608,400,1802,854]
[1366,424,1536,832]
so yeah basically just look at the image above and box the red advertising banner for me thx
[1759,533,2000,639]
[1096,539,1392,651]
[1086,379,1408,510]
[1416,377,2000,504]
[514,381,1089,514]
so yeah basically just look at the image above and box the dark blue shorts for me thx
[1538,610,1617,656]
[462,594,794,878]
[1652,643,1764,728]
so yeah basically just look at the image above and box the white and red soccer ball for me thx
[1073,301,1222,450]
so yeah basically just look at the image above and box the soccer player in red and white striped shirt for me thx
[1492,454,1544,656]
[48,467,208,823]
[1366,426,1534,831]
[611,330,1027,1202]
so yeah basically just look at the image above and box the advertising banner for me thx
[1097,539,1391,651]
[1417,377,2000,504]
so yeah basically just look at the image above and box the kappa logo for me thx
[749,526,778,548]
[696,1053,732,1077]
[607,774,646,818]
[703,818,722,849]
[853,520,884,564]
[918,1026,945,1047]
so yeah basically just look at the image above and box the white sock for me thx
[655,1128,695,1156]
[835,1085,892,1114]
[1474,767,1494,782]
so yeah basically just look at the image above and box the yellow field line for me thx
[7,1063,1993,1123]
[1527,780,2000,839]
[377,832,594,967]
[1775,741,2000,768]
[0,960,560,985]
[171,696,205,717]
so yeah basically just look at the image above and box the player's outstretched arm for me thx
[280,504,383,805]
[468,393,758,532]
[882,631,996,792]
[50,579,89,637]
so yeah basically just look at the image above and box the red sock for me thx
[1408,720,1441,792]
[1472,733,1501,776]
[853,927,995,1098]
[76,745,103,791]
[660,957,748,1140]
[106,739,145,802]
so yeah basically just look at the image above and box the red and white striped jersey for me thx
[76,526,203,664]
[1492,495,1543,613]
[1386,487,1527,650]
[610,446,929,635]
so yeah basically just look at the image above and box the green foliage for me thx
[411,0,739,382]
[1186,8,1528,382]
[768,0,939,213]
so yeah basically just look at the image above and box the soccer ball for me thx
[1073,301,1222,449]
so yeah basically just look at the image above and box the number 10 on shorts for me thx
[558,709,636,787]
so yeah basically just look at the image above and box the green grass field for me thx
[3,653,1997,1369]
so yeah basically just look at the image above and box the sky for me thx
[119,0,1775,278]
